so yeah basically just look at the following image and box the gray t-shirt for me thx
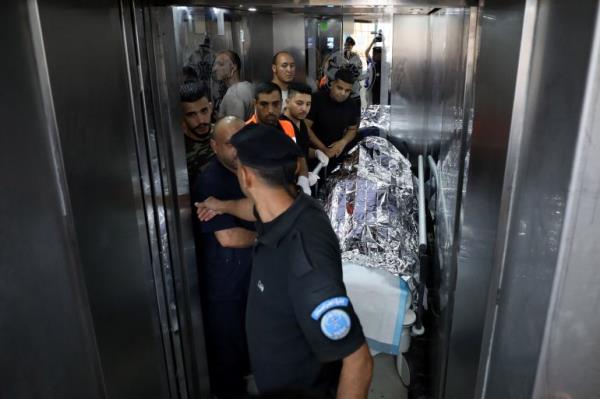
[216,81,254,120]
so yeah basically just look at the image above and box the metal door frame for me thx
[118,1,211,398]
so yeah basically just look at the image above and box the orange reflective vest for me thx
[245,114,297,143]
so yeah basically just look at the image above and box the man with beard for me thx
[193,116,256,399]
[306,69,360,171]
[212,50,254,120]
[180,82,215,185]
[247,82,314,194]
[271,51,296,111]
[246,82,296,142]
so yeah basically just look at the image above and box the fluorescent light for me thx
[248,7,257,12]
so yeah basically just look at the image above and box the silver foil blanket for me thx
[323,137,419,277]
[359,105,391,136]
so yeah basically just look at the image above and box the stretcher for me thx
[336,154,428,386]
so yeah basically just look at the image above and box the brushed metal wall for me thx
[476,0,600,397]
[532,7,600,397]
[389,10,471,158]
[0,1,105,398]
[245,12,275,82]
[430,8,478,399]
[35,1,180,397]
[390,14,430,150]
[273,13,307,82]
[441,2,527,398]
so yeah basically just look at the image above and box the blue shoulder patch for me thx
[311,296,349,320]
[320,309,351,340]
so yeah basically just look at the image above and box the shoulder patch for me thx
[320,309,351,340]
[311,296,349,320]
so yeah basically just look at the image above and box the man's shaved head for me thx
[214,116,245,139]
[211,116,245,171]
[271,51,296,86]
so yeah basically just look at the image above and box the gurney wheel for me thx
[396,354,411,387]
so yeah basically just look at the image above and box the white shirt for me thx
[281,89,289,112]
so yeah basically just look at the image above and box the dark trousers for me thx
[203,299,250,399]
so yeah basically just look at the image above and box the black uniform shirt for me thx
[246,193,366,397]
[194,158,254,301]
[280,114,310,160]
[306,89,361,147]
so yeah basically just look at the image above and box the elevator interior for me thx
[3,1,600,399]
[154,4,476,397]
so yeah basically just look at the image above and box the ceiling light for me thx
[248,7,257,12]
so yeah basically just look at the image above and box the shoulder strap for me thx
[278,119,297,143]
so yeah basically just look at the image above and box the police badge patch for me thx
[320,309,351,340]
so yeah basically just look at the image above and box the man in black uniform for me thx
[209,123,373,398]
[305,69,361,169]
[193,116,255,399]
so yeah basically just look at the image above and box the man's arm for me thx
[196,197,256,222]
[328,124,358,157]
[214,227,256,248]
[305,118,334,158]
[336,343,373,399]
[298,157,309,177]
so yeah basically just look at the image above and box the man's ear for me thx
[209,138,217,152]
[271,64,277,76]
[239,165,251,189]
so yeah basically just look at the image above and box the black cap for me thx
[231,123,302,168]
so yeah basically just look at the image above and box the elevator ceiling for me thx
[165,1,473,16]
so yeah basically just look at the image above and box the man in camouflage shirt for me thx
[180,82,215,186]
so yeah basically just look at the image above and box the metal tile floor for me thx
[368,354,407,399]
